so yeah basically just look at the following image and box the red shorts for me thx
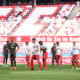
[32,55,40,60]
[43,51,48,59]
[26,54,30,60]
[72,54,79,60]
[56,55,62,60]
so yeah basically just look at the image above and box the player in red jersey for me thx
[25,42,31,69]
[39,41,48,69]
[56,42,63,68]
[71,42,80,69]
[31,38,42,70]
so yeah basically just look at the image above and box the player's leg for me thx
[72,55,75,68]
[27,60,31,67]
[43,58,47,69]
[10,55,14,69]
[60,55,62,68]
[3,55,6,67]
[5,54,8,67]
[37,55,42,70]
[55,56,57,64]
[76,55,79,68]
[52,57,55,66]
[43,58,44,67]
[43,58,45,69]
[25,55,28,68]
[14,59,16,69]
[43,52,47,69]
[26,55,31,68]
[3,56,5,64]
[56,55,59,68]
[5,54,8,64]
[31,55,34,70]
[14,55,16,70]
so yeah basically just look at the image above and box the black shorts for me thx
[52,56,56,59]
[3,53,8,58]
[10,53,16,60]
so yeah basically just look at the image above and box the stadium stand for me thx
[0,2,80,37]
[56,6,80,36]
[0,5,32,36]
[36,4,75,36]
[13,5,59,36]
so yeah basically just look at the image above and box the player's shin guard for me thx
[60,60,62,67]
[11,60,13,67]
[14,59,16,67]
[44,59,47,69]
[31,60,34,69]
[3,57,5,64]
[77,61,79,68]
[6,57,8,64]
[52,59,54,66]
[72,61,75,67]
[57,60,59,67]
[38,62,42,69]
[27,61,31,67]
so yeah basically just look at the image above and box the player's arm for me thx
[60,48,63,55]
[51,47,54,56]
[36,46,39,52]
[40,48,42,53]
[16,46,20,53]
[5,47,10,54]
[44,47,47,50]
[71,49,73,56]
[35,46,39,55]
[78,48,80,56]
[51,47,52,53]
[28,50,30,55]
[2,46,5,53]
[28,47,31,55]
[16,43,20,53]
[43,45,47,51]
[7,48,10,53]
[2,46,5,56]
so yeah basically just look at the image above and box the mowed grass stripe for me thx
[0,64,79,80]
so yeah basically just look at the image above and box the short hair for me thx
[56,42,59,45]
[39,41,42,43]
[6,40,9,43]
[25,42,28,44]
[11,37,14,39]
[73,42,76,43]
[39,41,43,44]
[32,38,36,41]
[54,43,56,45]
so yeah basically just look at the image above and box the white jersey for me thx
[40,45,47,53]
[56,46,62,55]
[40,45,46,50]
[72,46,79,55]
[25,46,31,55]
[32,43,39,55]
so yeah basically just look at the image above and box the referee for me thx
[3,40,9,67]
[51,43,57,67]
[9,37,19,70]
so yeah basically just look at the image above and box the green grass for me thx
[0,64,80,80]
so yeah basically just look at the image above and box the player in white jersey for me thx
[39,41,48,69]
[31,38,42,70]
[56,42,63,68]
[71,42,79,69]
[25,42,31,69]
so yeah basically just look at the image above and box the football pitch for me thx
[0,64,80,80]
